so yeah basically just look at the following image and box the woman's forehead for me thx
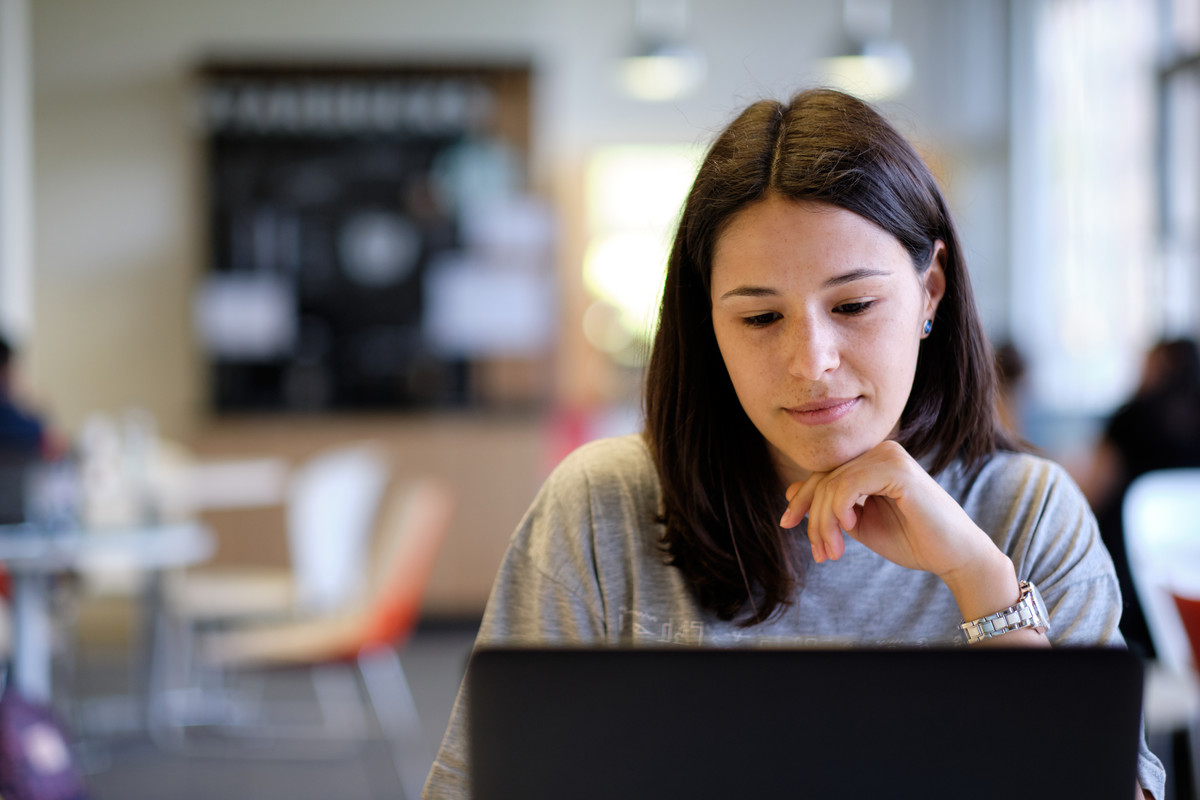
[711,197,910,287]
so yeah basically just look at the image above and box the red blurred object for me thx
[1173,593,1200,672]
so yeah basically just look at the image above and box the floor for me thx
[65,622,479,800]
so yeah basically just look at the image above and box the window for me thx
[581,144,702,366]
[1159,0,1200,338]
[1011,0,1159,443]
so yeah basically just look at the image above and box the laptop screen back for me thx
[467,647,1143,800]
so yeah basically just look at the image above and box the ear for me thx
[922,240,947,320]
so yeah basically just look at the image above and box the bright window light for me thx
[582,144,702,360]
[1034,0,1157,413]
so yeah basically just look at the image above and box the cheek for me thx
[848,316,920,396]
[868,325,921,400]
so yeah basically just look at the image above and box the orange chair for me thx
[200,475,454,663]
[159,475,454,799]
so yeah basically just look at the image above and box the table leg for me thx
[11,572,53,703]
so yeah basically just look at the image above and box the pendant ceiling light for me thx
[816,0,912,102]
[616,0,706,102]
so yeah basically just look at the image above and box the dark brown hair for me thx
[643,88,1018,625]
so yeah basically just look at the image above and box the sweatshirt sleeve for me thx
[422,442,616,799]
[968,455,1166,799]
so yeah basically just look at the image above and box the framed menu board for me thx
[194,61,548,412]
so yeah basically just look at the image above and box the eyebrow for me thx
[718,268,893,301]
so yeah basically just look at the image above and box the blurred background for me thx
[1,0,1199,797]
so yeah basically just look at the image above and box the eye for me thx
[742,311,782,328]
[833,300,876,316]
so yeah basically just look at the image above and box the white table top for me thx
[0,520,214,574]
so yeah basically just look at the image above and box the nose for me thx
[787,316,840,380]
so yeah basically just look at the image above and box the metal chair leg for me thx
[357,646,425,800]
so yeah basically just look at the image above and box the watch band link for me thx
[958,580,1049,644]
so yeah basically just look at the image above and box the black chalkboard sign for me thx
[196,61,536,412]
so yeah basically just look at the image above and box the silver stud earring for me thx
[922,319,933,336]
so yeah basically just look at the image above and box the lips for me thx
[784,397,860,425]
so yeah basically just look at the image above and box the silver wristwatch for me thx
[959,580,1050,644]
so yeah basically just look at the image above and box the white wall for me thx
[28,0,1012,437]
[1,0,33,342]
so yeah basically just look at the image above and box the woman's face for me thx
[710,196,945,485]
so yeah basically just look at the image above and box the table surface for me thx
[0,519,216,705]
[0,520,214,573]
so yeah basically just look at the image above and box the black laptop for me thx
[467,646,1144,800]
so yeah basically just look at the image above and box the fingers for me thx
[779,480,813,529]
[780,473,856,563]
[808,477,854,562]
[779,476,829,562]
[780,445,911,563]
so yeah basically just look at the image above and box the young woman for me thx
[423,89,1165,799]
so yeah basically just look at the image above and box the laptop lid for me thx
[467,646,1143,800]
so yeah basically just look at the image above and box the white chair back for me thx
[1123,468,1200,675]
[285,443,390,614]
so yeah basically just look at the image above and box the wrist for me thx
[940,547,1019,622]
[959,580,1050,645]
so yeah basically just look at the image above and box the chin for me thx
[770,450,836,481]
[784,440,879,476]
[806,455,856,474]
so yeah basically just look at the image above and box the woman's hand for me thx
[779,440,989,574]
[778,440,1044,631]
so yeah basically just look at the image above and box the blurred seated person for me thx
[0,333,66,525]
[1076,338,1200,659]
[0,333,49,458]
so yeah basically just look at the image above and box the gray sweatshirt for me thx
[424,434,1165,798]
